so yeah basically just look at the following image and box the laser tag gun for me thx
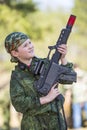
[34,14,77,95]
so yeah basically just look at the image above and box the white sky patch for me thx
[33,0,74,11]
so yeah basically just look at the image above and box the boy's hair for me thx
[4,32,29,62]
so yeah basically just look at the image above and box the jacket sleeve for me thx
[61,62,73,68]
[10,75,41,113]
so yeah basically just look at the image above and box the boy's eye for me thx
[29,41,31,44]
[24,44,27,47]
[23,41,31,47]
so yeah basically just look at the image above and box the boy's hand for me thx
[40,83,60,104]
[57,44,67,65]
[57,44,67,59]
[46,83,60,102]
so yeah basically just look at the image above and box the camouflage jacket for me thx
[10,57,71,130]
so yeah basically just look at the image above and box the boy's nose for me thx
[29,44,34,49]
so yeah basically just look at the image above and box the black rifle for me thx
[34,14,77,95]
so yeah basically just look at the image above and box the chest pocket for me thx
[22,78,36,96]
[18,71,38,97]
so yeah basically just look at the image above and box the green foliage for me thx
[0,0,11,6]
[72,0,87,35]
[70,0,87,69]
[0,5,42,41]
[0,2,87,70]
[0,0,38,11]
[13,0,38,13]
[0,87,10,130]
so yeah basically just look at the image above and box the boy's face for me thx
[12,39,35,61]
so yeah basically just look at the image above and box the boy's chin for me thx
[30,54,35,59]
[32,54,35,57]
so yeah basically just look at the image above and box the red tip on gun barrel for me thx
[67,15,76,27]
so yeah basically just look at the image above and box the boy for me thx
[5,32,72,130]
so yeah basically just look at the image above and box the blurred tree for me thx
[0,0,4,4]
[0,88,10,130]
[0,0,38,12]
[0,0,11,6]
[71,0,87,69]
[73,0,87,35]
[5,0,11,6]
[15,1,38,12]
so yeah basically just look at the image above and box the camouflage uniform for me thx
[4,32,70,130]
[10,57,66,130]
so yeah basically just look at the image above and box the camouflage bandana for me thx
[4,32,29,62]
[5,32,28,53]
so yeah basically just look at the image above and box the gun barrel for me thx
[67,15,76,29]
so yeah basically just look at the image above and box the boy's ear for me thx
[11,50,18,57]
